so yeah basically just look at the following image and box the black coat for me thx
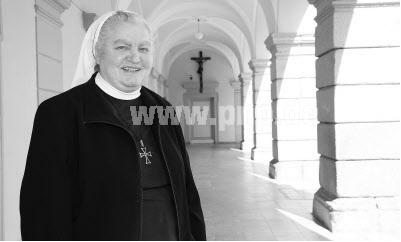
[20,73,206,240]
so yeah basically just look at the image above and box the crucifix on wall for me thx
[191,51,211,93]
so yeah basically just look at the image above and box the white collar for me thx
[95,73,141,100]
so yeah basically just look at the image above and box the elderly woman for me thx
[20,10,206,241]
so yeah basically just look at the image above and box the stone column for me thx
[309,0,400,239]
[229,80,242,148]
[239,72,253,152]
[35,0,71,103]
[249,59,273,161]
[265,33,319,188]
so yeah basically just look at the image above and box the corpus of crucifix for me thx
[191,51,211,93]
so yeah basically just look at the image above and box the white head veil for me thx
[72,10,144,87]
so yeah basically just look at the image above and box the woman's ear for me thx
[94,64,100,72]
[94,53,100,72]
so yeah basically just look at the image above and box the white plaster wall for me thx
[254,3,270,59]
[165,77,187,139]
[277,0,315,34]
[235,0,255,25]
[0,0,37,240]
[61,4,85,90]
[166,78,185,107]
[216,80,236,142]
[167,49,236,142]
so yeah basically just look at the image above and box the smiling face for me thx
[95,21,153,92]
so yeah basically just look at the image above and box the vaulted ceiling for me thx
[74,0,275,77]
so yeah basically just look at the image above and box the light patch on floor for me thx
[187,144,331,241]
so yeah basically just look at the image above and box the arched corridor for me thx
[0,0,399,240]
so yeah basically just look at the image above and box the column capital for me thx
[239,72,252,86]
[309,0,399,57]
[229,80,241,90]
[248,59,270,74]
[265,33,315,55]
[35,0,72,27]
[311,0,399,24]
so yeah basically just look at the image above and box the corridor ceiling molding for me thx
[74,0,275,79]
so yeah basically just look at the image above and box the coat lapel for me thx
[81,72,163,130]
[81,73,171,160]
[82,73,125,126]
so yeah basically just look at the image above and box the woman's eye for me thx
[116,46,128,50]
[139,47,149,53]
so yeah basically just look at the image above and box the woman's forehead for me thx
[113,38,151,46]
[106,22,151,43]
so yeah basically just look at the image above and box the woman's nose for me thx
[128,49,140,63]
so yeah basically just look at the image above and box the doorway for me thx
[190,97,216,144]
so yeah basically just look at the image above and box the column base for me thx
[313,188,400,240]
[269,159,319,189]
[240,141,254,153]
[251,147,273,161]
[231,142,241,149]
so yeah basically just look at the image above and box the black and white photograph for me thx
[0,0,399,240]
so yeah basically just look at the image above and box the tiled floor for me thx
[187,144,332,241]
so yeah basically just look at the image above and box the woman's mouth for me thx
[121,66,142,72]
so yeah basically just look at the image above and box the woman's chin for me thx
[121,79,142,90]
[113,72,146,91]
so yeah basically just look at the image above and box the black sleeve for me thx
[174,123,206,241]
[20,100,74,240]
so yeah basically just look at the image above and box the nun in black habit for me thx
[19,10,206,241]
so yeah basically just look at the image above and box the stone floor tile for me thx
[186,144,329,241]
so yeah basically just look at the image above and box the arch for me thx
[257,0,276,33]
[147,0,255,57]
[163,42,240,79]
[155,22,244,77]
[204,41,241,75]
[155,20,244,65]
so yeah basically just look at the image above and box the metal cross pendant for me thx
[139,139,152,165]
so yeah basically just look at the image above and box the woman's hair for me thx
[94,11,153,69]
